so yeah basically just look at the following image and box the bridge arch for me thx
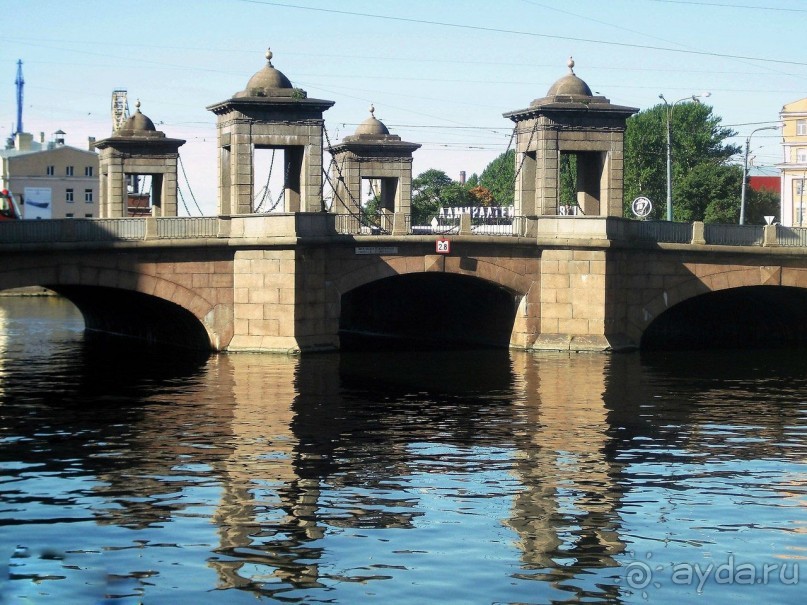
[632,266,807,349]
[0,263,220,350]
[333,256,532,349]
[333,254,535,297]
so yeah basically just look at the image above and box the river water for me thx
[0,296,805,604]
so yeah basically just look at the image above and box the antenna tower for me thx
[111,89,130,131]
[14,60,23,135]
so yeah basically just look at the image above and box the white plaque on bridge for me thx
[355,246,399,255]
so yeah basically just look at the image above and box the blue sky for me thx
[3,0,804,215]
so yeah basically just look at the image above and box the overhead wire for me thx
[178,154,204,216]
[235,0,807,67]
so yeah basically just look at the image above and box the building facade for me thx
[779,97,807,226]
[1,131,100,219]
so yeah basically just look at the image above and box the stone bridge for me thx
[3,215,807,353]
[5,51,807,352]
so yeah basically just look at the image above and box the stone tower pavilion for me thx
[327,105,421,234]
[503,58,638,217]
[94,101,185,218]
[206,49,335,215]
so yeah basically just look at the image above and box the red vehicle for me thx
[0,189,22,220]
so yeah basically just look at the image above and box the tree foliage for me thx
[675,163,743,223]
[746,187,781,225]
[411,169,456,224]
[411,151,516,224]
[479,149,515,207]
[624,102,741,221]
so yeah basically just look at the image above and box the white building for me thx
[1,130,99,219]
[778,98,807,226]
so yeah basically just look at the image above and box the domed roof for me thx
[243,48,293,94]
[546,57,593,97]
[354,105,390,136]
[112,101,165,139]
[117,101,157,134]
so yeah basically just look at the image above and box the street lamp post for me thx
[659,92,711,222]
[739,125,779,225]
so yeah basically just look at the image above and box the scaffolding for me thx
[111,89,130,131]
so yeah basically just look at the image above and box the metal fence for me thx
[625,220,693,244]
[411,215,460,236]
[776,225,807,247]
[0,218,146,244]
[3,215,807,250]
[410,215,527,237]
[334,213,393,235]
[704,224,764,246]
[156,217,219,239]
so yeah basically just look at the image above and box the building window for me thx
[796,179,806,196]
[84,213,93,218]
[66,166,74,176]
[65,213,74,218]
[85,189,93,203]
[85,166,93,177]
[799,120,807,136]
[798,148,807,163]
[66,188,74,203]
[46,165,54,176]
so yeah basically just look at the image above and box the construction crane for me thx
[111,89,129,131]
[14,60,23,135]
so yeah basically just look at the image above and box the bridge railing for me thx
[623,220,692,244]
[156,217,220,239]
[703,223,764,246]
[776,225,807,247]
[335,212,393,235]
[4,215,807,251]
[411,214,529,237]
[0,218,147,243]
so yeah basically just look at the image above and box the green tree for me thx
[479,149,515,206]
[676,163,743,223]
[440,181,474,208]
[624,102,740,221]
[745,187,780,225]
[412,169,454,224]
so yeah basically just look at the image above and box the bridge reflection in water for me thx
[201,350,628,598]
[1,295,805,602]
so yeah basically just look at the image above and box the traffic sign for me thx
[436,238,450,254]
[631,196,653,218]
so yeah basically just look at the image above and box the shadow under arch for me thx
[52,284,211,350]
[641,285,807,350]
[339,272,520,350]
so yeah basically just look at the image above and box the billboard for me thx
[23,187,52,219]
